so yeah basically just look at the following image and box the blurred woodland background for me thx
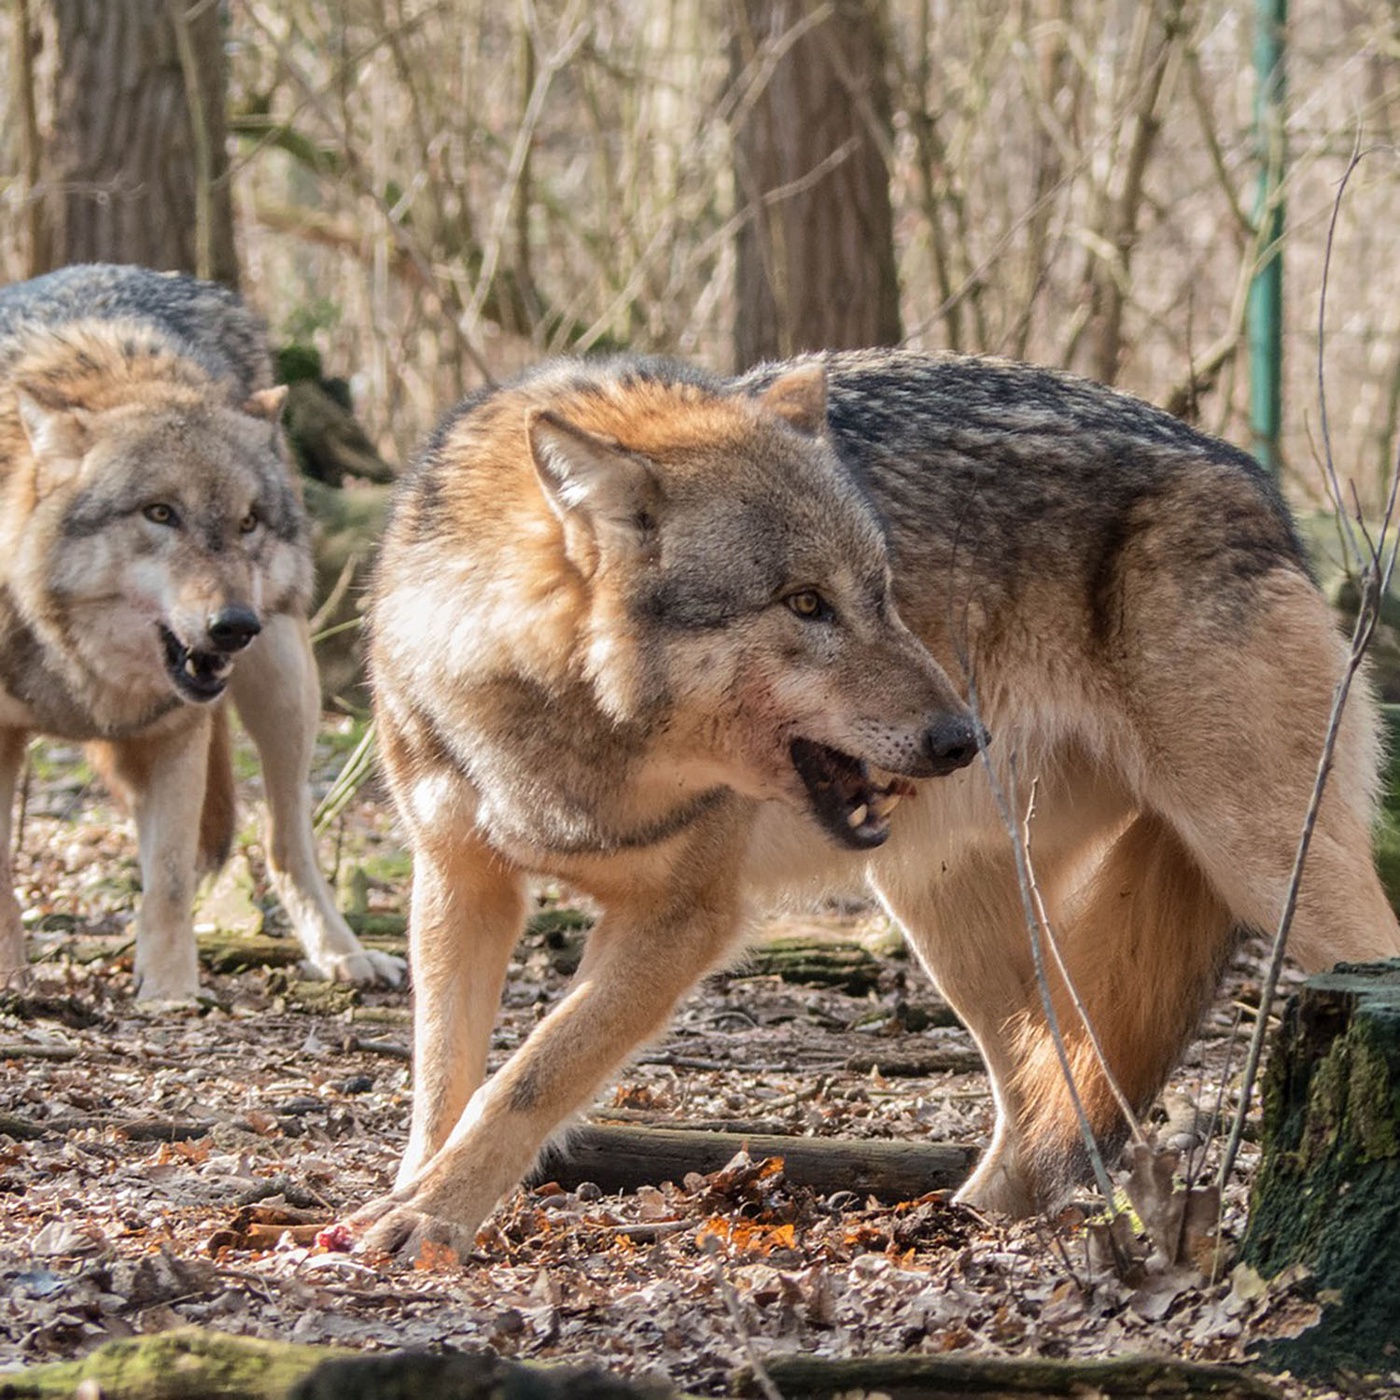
[2,0,1399,505]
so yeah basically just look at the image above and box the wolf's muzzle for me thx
[206,605,262,654]
[920,714,984,776]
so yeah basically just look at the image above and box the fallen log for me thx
[0,1111,214,1142]
[534,1122,973,1199]
[0,1327,668,1400]
[0,1327,1282,1400]
[843,1046,984,1076]
[1240,958,1400,1379]
[746,1353,1281,1398]
[538,917,922,1000]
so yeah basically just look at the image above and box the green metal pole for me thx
[1248,0,1287,471]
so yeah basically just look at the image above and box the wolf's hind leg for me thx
[1131,571,1400,974]
[873,762,1230,1216]
[228,613,404,988]
[995,813,1233,1211]
[0,728,31,986]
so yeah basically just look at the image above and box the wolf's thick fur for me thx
[0,264,403,1000]
[357,350,1400,1253]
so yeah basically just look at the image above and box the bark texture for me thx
[24,0,238,284]
[1241,960,1400,1377]
[731,0,901,368]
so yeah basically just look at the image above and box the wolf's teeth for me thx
[185,658,198,677]
[847,803,869,829]
[870,792,902,818]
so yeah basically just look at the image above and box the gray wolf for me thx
[354,350,1400,1253]
[0,263,404,1000]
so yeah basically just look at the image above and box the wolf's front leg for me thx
[125,717,211,1002]
[0,728,31,987]
[229,613,405,988]
[352,857,746,1260]
[394,835,527,1188]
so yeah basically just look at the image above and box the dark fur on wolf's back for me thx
[354,348,1398,1257]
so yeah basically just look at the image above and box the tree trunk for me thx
[1240,959,1400,1378]
[731,0,901,368]
[23,0,238,284]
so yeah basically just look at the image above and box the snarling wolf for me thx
[354,349,1400,1253]
[0,264,403,1000]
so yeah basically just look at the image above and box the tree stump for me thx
[1240,959,1400,1377]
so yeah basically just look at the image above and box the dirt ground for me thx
[0,723,1381,1397]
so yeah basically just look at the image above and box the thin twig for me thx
[1314,133,1375,563]
[968,679,1117,1207]
[1022,780,1148,1151]
[701,1235,783,1400]
[313,725,378,835]
[308,552,362,636]
[167,0,214,281]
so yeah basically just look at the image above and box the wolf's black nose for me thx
[207,606,262,654]
[922,715,983,775]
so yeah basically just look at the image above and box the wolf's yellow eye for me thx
[786,589,830,621]
[143,503,176,526]
[240,510,259,534]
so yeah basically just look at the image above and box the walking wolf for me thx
[356,350,1398,1253]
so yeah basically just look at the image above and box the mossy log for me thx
[733,933,893,994]
[195,927,405,976]
[0,1327,669,1400]
[533,1122,972,1199]
[543,920,917,1000]
[1241,959,1400,1378]
[744,1352,1280,1398]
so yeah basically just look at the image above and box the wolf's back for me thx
[0,264,271,394]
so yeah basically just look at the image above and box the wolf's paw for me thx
[304,948,407,989]
[132,968,202,1005]
[954,1155,1041,1219]
[350,1196,477,1265]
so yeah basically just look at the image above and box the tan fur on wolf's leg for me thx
[1129,575,1400,973]
[875,839,1051,1216]
[107,716,211,1002]
[0,728,31,986]
[395,837,526,1189]
[881,817,1234,1215]
[228,614,404,988]
[353,851,747,1259]
[984,578,1400,1213]
[1002,814,1233,1210]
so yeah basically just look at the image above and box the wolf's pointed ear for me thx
[528,409,659,552]
[15,387,91,486]
[243,385,289,422]
[760,363,827,436]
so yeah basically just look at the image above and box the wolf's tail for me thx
[1010,813,1234,1193]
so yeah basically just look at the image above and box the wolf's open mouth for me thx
[789,738,917,850]
[160,626,234,703]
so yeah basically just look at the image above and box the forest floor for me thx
[0,719,1383,1397]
